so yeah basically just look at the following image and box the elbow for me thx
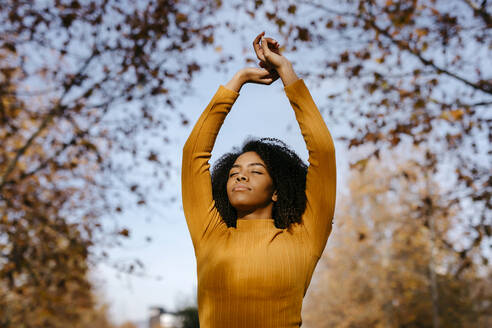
[182,141,195,169]
[314,142,336,167]
[182,138,195,156]
[318,137,335,156]
[323,132,336,155]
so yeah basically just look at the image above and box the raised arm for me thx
[257,34,337,257]
[284,76,336,258]
[181,64,281,252]
[181,81,239,252]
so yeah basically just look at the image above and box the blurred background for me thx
[1,0,491,327]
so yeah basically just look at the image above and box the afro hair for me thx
[211,137,307,229]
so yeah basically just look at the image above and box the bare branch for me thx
[299,1,492,95]
[297,0,356,17]
[366,19,492,95]
[462,0,492,27]
[468,100,492,107]
[0,53,96,189]
[0,103,65,188]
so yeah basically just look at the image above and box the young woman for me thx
[181,31,336,327]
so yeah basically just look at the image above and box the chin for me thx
[229,200,252,211]
[228,197,257,211]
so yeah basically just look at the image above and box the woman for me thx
[181,31,336,327]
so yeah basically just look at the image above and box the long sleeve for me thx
[181,85,239,253]
[284,79,337,258]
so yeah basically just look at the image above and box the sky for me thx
[90,26,354,325]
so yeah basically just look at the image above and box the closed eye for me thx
[229,171,262,177]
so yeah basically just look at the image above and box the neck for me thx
[236,203,274,220]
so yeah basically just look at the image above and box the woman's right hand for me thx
[241,67,279,85]
[224,67,279,92]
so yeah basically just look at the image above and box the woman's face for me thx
[226,151,277,212]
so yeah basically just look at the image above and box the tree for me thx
[177,306,200,328]
[228,0,491,275]
[1,1,226,326]
[302,146,492,327]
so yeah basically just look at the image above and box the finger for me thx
[265,37,279,47]
[261,37,276,64]
[269,70,279,80]
[253,32,265,53]
[263,38,280,53]
[266,38,280,53]
[260,37,271,56]
[260,67,275,78]
[254,31,265,43]
[263,38,281,56]
[260,76,274,85]
[264,71,279,84]
[259,60,274,70]
[254,32,266,61]
[269,43,280,55]
[263,67,278,78]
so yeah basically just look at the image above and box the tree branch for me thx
[459,100,492,107]
[366,20,492,95]
[1,96,115,186]
[0,53,96,190]
[0,103,66,189]
[462,0,492,27]
[297,0,356,17]
[299,1,492,95]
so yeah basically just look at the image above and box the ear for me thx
[272,190,278,202]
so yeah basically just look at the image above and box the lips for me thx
[232,183,251,191]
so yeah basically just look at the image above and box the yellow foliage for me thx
[303,145,491,327]
[440,109,464,122]
[415,28,429,37]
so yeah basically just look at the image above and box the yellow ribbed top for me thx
[181,79,336,327]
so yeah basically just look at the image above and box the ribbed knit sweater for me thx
[181,78,336,327]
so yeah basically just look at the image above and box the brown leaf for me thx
[147,151,159,162]
[119,228,130,237]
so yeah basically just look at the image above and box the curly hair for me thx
[211,137,308,229]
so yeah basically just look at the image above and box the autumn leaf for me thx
[119,228,130,237]
[147,151,159,163]
[440,109,464,122]
[288,5,297,14]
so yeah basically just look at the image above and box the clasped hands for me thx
[242,31,291,85]
[225,32,297,92]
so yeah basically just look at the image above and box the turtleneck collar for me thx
[236,218,276,230]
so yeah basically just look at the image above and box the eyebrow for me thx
[231,163,266,169]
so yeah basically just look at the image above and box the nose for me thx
[236,174,248,181]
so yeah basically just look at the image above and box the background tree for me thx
[302,146,492,327]
[1,1,227,326]
[75,300,137,328]
[227,0,491,275]
[176,306,200,328]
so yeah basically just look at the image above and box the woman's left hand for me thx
[253,32,281,71]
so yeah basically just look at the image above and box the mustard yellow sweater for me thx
[181,79,336,327]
